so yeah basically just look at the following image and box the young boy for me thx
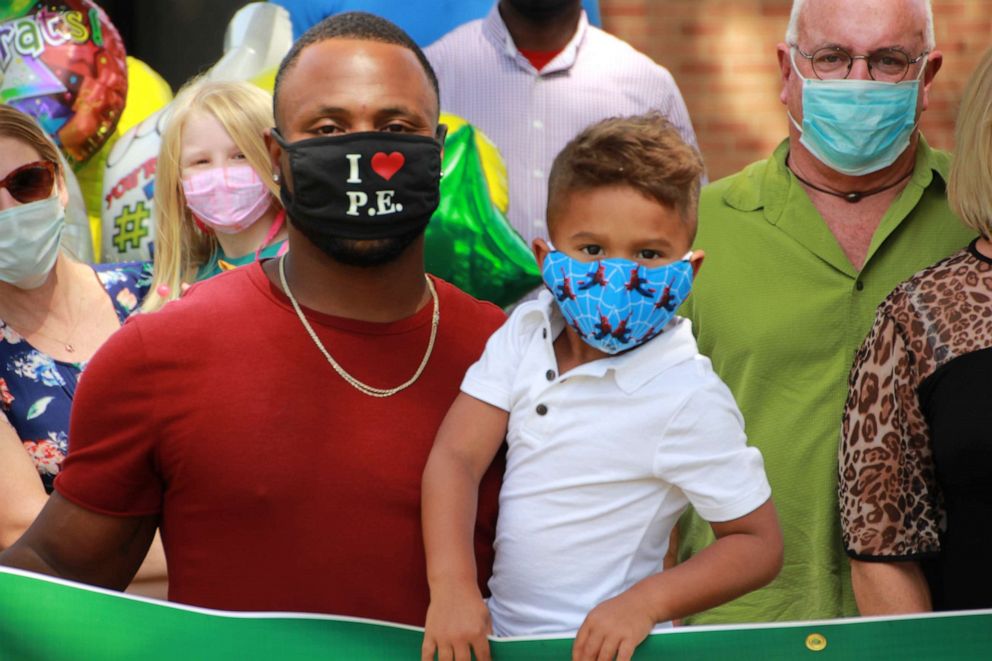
[421,114,782,661]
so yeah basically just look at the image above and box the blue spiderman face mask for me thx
[541,249,695,354]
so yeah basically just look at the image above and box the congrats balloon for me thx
[0,0,128,166]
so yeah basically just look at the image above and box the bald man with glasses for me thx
[676,0,975,624]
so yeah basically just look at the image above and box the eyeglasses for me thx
[791,45,929,82]
[0,161,56,204]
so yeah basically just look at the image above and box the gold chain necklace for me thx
[278,254,439,398]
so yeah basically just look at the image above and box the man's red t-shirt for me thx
[55,263,506,625]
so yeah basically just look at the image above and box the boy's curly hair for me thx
[547,113,705,238]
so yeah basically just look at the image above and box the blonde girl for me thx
[143,79,285,312]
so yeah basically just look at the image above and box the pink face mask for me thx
[182,165,271,234]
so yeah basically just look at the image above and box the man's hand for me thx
[572,591,654,661]
[421,584,492,661]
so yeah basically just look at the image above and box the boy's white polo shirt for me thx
[462,291,771,637]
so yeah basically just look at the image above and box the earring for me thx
[273,172,280,183]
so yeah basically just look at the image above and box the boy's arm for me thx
[421,392,508,661]
[572,499,782,661]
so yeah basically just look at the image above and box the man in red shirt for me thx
[0,13,505,626]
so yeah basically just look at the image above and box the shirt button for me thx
[855,280,865,291]
[532,219,544,228]
[545,369,556,381]
[536,403,548,415]
[533,169,544,178]
[542,328,548,339]
[533,119,544,129]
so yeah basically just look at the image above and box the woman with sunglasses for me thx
[141,79,286,312]
[0,105,166,596]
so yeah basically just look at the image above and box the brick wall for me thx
[600,0,992,180]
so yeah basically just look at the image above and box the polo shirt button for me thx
[536,404,548,415]
[545,369,556,381]
[542,328,548,339]
[855,280,865,291]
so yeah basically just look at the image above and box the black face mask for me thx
[505,0,578,22]
[273,130,442,244]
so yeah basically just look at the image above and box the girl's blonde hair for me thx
[142,78,278,312]
[949,47,992,239]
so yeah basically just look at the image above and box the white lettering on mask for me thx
[345,191,368,215]
[345,154,362,184]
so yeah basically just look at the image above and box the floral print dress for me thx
[0,262,151,492]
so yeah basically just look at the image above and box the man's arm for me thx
[572,499,782,661]
[851,558,931,614]
[0,492,158,591]
[421,392,508,661]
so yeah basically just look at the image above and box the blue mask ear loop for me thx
[786,47,808,133]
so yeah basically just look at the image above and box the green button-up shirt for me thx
[679,137,975,623]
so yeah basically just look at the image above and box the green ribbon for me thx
[427,123,542,308]
[2,568,991,659]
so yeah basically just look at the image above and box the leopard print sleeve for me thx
[839,290,942,560]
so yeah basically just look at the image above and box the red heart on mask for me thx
[371,151,405,181]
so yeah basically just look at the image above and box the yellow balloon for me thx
[439,113,509,215]
[118,57,173,136]
[76,57,173,261]
[250,67,277,94]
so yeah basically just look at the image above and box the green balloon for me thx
[426,124,542,308]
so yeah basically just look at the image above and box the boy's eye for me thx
[638,249,663,260]
[580,245,604,256]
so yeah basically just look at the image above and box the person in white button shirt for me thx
[425,0,701,254]
[421,114,781,661]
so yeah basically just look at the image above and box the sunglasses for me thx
[0,160,56,204]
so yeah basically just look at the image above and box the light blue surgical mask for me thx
[788,49,925,176]
[0,195,64,289]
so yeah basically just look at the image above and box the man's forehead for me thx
[280,39,430,95]
[799,0,928,48]
[276,39,435,122]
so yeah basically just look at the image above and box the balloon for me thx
[61,156,95,262]
[100,108,166,263]
[117,57,172,135]
[76,56,172,260]
[426,123,541,307]
[440,113,509,215]
[0,0,128,166]
[213,3,292,82]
